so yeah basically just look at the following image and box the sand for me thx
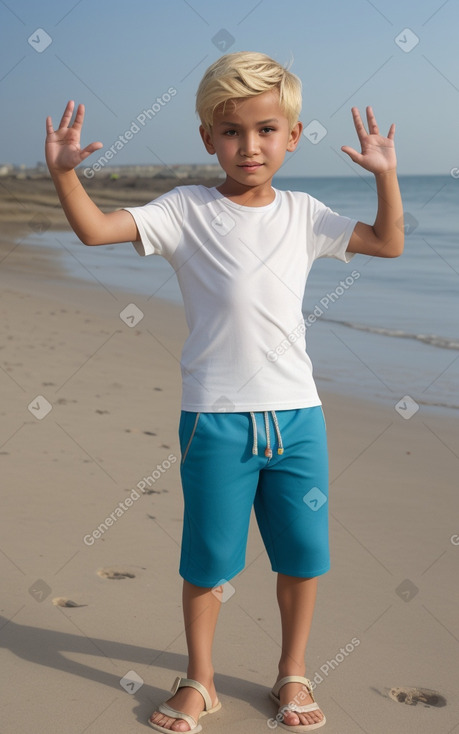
[1,176,458,733]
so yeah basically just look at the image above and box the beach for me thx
[1,175,458,733]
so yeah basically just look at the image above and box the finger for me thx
[58,100,75,129]
[341,145,363,164]
[72,103,85,131]
[80,141,104,160]
[351,107,367,139]
[45,116,55,135]
[366,106,379,135]
[387,122,396,140]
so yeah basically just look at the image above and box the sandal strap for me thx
[272,676,316,702]
[171,676,213,711]
[156,702,197,729]
[280,701,320,715]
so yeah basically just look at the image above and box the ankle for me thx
[186,665,215,685]
[277,661,306,679]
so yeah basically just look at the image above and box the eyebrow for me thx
[217,118,279,126]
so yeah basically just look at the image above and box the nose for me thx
[240,132,259,157]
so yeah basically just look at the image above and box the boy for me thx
[45,51,403,732]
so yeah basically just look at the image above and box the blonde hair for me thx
[196,51,302,132]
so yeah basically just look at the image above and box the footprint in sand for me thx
[52,597,86,607]
[97,568,136,580]
[388,687,447,707]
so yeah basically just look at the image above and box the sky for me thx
[0,0,458,176]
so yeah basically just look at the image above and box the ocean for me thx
[26,174,458,415]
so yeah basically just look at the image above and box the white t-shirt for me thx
[124,185,356,412]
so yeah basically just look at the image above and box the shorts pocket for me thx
[320,405,327,432]
[180,412,201,464]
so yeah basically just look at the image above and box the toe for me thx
[149,712,179,730]
[149,712,164,725]
[171,721,190,732]
[298,710,324,726]
[281,709,301,726]
[280,707,325,728]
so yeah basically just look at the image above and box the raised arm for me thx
[342,106,404,258]
[45,101,139,245]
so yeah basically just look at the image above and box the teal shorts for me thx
[178,407,329,587]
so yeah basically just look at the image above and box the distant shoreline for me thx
[0,174,222,237]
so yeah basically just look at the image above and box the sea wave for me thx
[308,316,459,351]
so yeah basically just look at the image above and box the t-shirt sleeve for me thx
[123,187,183,259]
[309,196,357,263]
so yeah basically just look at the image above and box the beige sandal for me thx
[148,676,221,733]
[270,676,326,731]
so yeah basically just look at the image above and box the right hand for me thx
[45,100,103,173]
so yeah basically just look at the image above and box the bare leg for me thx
[275,574,324,728]
[149,580,221,732]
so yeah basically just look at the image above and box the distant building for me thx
[0,163,14,176]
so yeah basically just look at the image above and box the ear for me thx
[199,125,216,155]
[287,121,303,152]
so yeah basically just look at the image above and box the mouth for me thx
[238,162,264,170]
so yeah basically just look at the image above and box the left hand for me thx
[341,106,396,174]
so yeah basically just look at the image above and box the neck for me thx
[216,177,275,207]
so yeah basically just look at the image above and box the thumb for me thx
[341,145,362,164]
[79,141,104,161]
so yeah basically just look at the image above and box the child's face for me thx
[200,90,302,189]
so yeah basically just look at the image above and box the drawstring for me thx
[250,412,258,455]
[271,410,284,455]
[263,411,271,457]
[249,411,284,457]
